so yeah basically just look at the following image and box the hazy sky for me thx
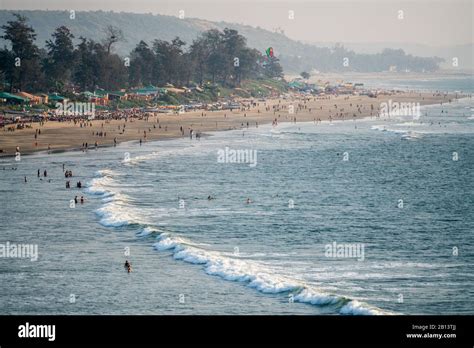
[1,0,472,46]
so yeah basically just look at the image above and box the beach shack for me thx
[15,92,42,105]
[107,91,128,101]
[36,94,49,104]
[0,92,28,105]
[129,85,160,101]
[48,93,68,104]
[82,91,107,106]
[93,89,110,105]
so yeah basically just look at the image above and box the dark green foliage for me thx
[0,13,283,94]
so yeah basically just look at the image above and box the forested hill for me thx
[0,10,443,73]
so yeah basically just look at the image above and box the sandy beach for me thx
[0,91,457,156]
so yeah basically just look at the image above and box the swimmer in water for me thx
[246,198,252,204]
[124,260,132,273]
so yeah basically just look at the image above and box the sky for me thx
[0,0,472,46]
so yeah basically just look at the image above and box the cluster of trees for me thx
[129,29,282,88]
[0,14,283,94]
[280,44,443,73]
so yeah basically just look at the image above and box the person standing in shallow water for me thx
[124,260,132,273]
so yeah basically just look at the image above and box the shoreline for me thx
[0,92,463,158]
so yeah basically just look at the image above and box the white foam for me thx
[293,288,341,305]
[137,227,163,237]
[150,232,392,315]
[371,125,408,134]
[153,236,179,251]
[95,203,133,227]
[339,300,390,316]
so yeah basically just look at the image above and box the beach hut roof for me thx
[94,89,109,97]
[133,86,160,95]
[48,94,66,101]
[0,92,28,102]
[16,92,36,99]
[108,91,127,96]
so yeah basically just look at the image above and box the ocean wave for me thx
[86,169,137,227]
[136,226,166,237]
[151,231,394,315]
[88,168,394,315]
[95,203,136,227]
[125,143,211,165]
[339,300,389,315]
[371,125,407,134]
[85,169,121,195]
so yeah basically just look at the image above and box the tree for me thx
[73,36,128,92]
[188,28,264,86]
[0,14,44,91]
[129,41,155,87]
[152,37,187,86]
[201,29,225,84]
[189,36,210,85]
[44,26,75,90]
[300,71,310,79]
[73,37,99,91]
[263,56,284,78]
[102,25,124,54]
[221,28,247,86]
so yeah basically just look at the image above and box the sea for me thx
[0,76,473,315]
